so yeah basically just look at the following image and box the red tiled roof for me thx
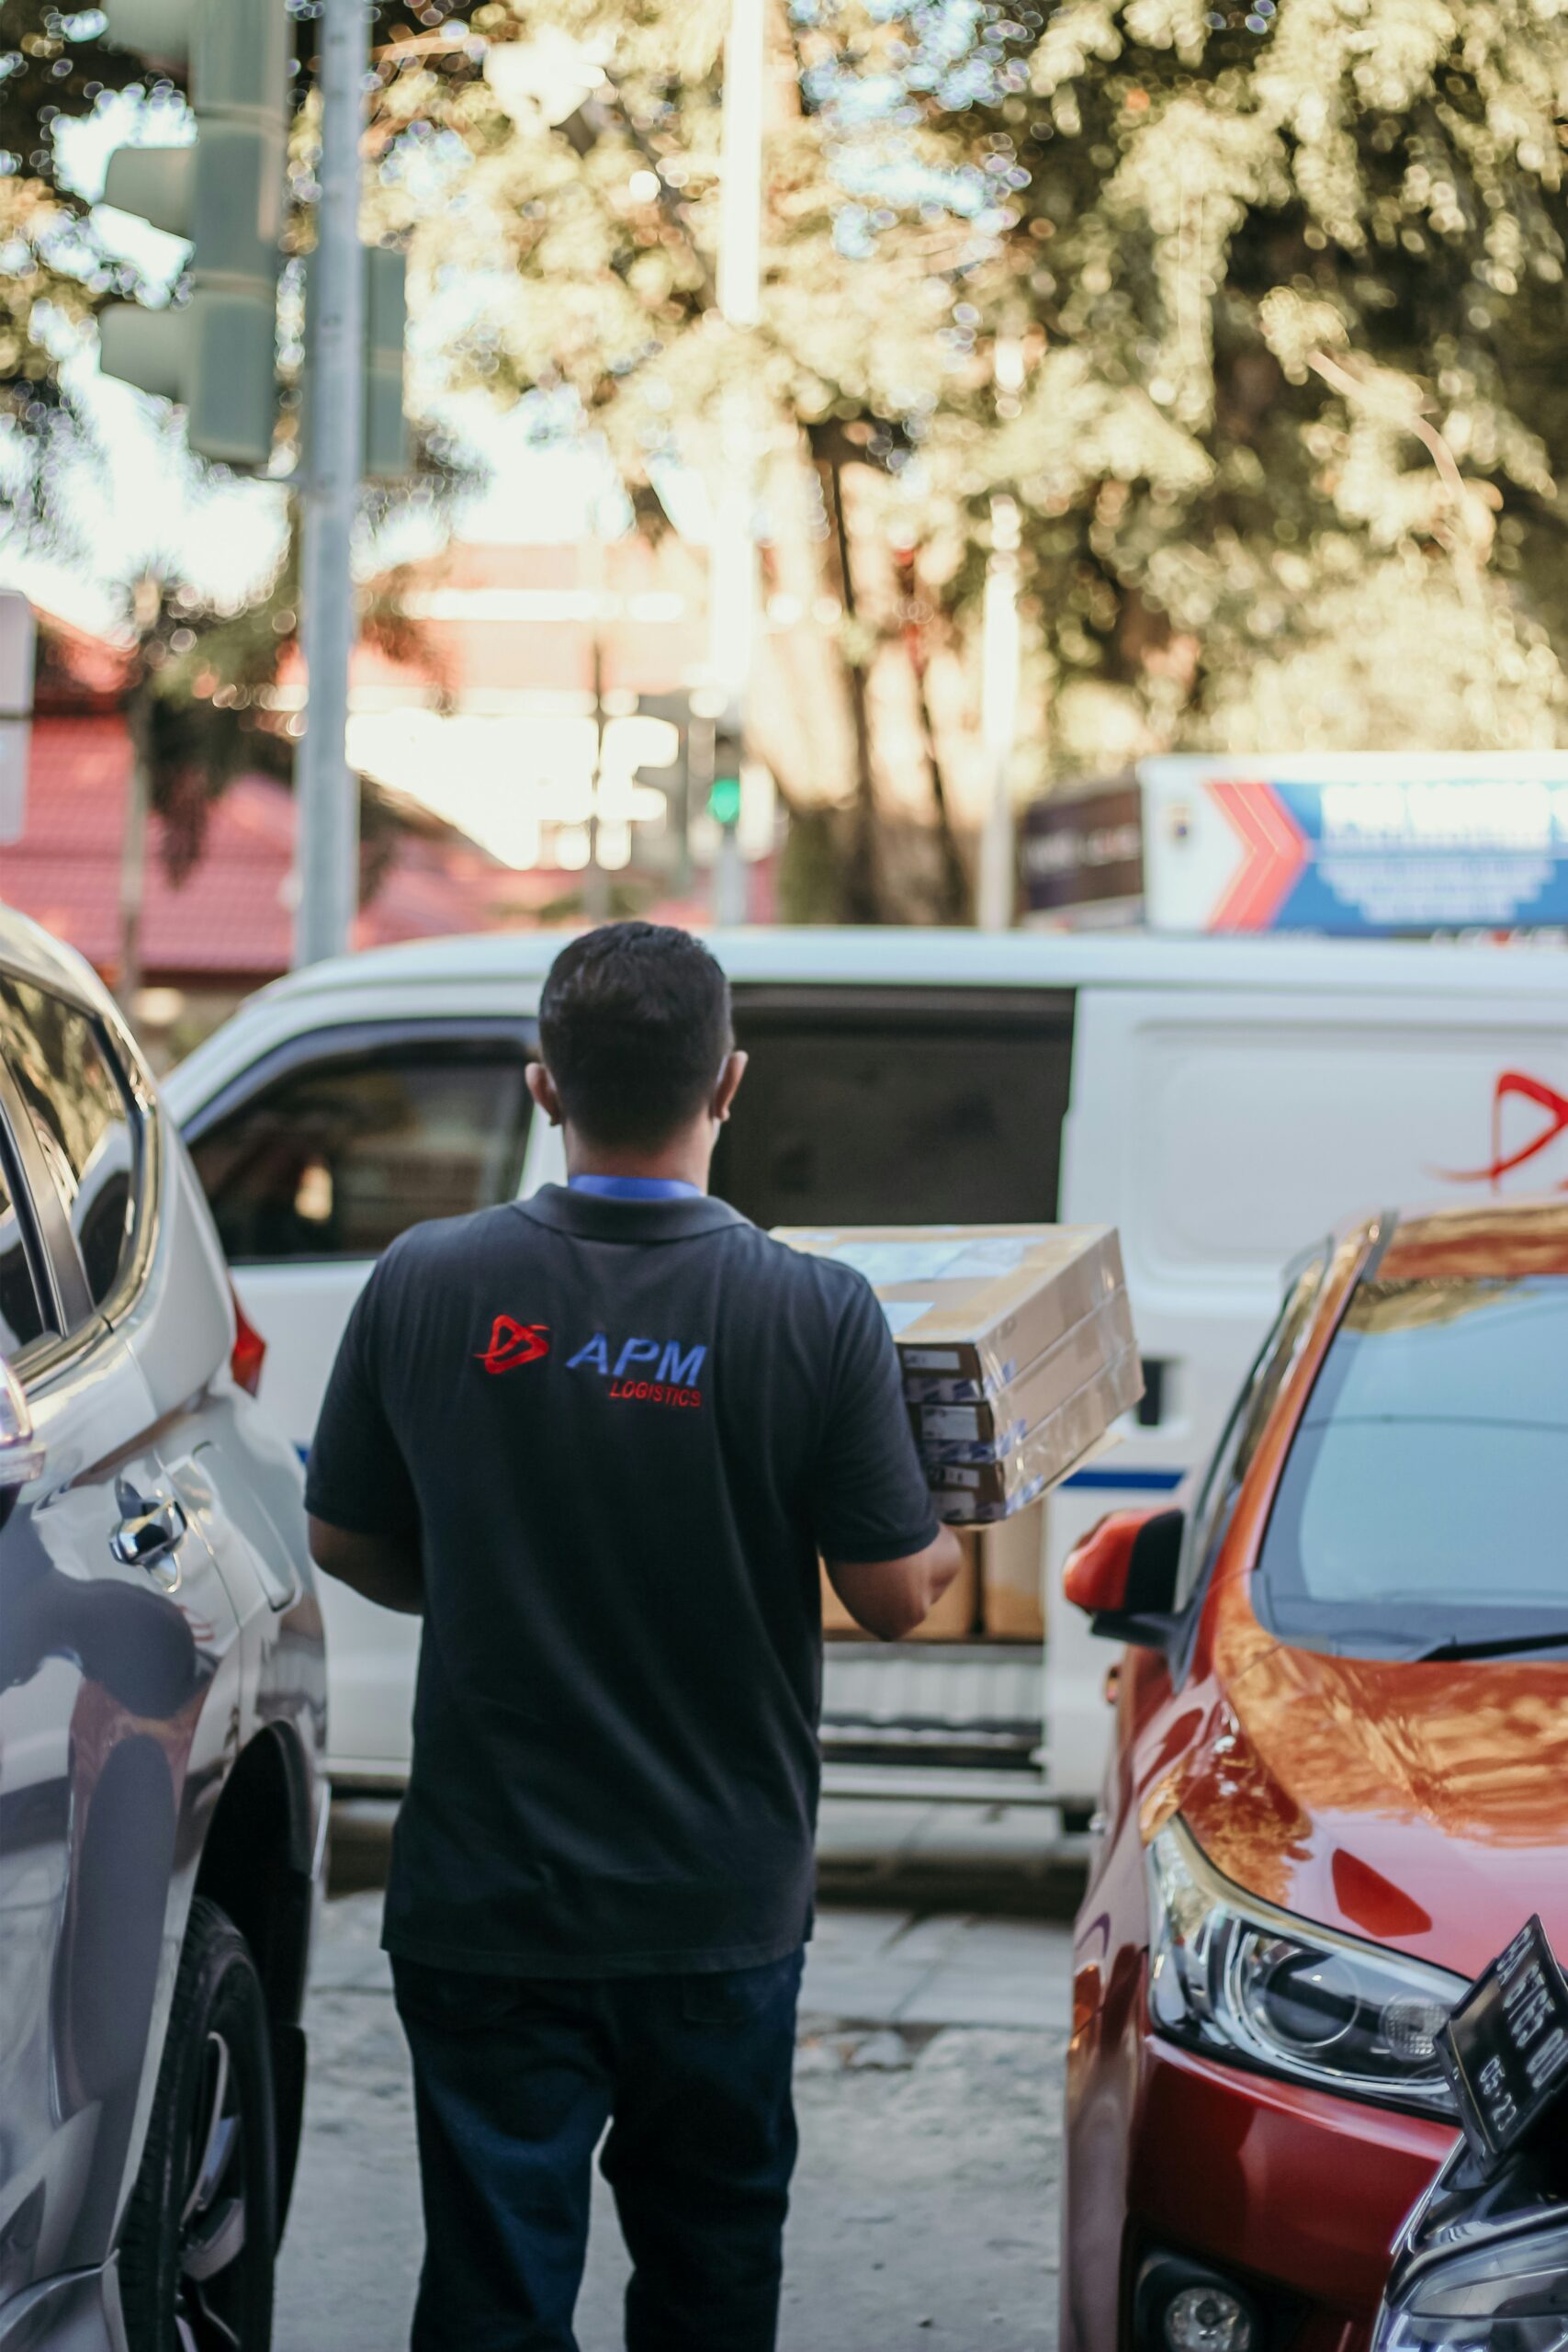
[33,612,135,713]
[0,713,532,986]
[4,547,716,988]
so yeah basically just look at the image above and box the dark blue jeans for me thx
[391,1948,805,2352]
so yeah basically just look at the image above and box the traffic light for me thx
[364,248,412,482]
[98,0,291,469]
[301,246,412,482]
[709,721,743,829]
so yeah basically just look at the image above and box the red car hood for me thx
[1171,1588,1568,1981]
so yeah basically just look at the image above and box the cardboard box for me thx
[976,1503,1046,1641]
[774,1225,1127,1398]
[909,1291,1135,1462]
[927,1341,1144,1521]
[775,1223,1142,1527]
[819,1544,978,1640]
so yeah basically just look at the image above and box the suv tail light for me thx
[229,1283,266,1397]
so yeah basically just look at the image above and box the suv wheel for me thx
[120,1895,277,2350]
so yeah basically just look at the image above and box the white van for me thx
[164,926,1568,1822]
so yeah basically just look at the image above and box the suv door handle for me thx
[111,1495,189,1573]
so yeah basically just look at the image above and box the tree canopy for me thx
[374,0,1568,916]
[9,0,1568,922]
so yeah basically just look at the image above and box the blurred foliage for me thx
[1,2,146,422]
[358,0,991,916]
[920,0,1568,764]
[12,0,1568,927]
[366,0,1568,910]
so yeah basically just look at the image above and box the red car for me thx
[1060,1199,1568,2352]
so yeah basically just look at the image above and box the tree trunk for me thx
[819,447,882,922]
[909,635,970,922]
[583,620,611,923]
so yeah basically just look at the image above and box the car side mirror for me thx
[1063,1509,1185,1654]
[0,1355,46,1493]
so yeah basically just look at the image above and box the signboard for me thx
[1438,1915,1568,2174]
[1021,779,1143,924]
[1141,753,1568,935]
[0,590,36,847]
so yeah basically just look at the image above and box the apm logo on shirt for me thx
[566,1332,707,1410]
[476,1317,551,1374]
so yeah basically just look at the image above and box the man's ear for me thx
[526,1062,564,1127]
[712,1049,748,1125]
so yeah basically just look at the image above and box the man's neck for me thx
[563,1131,713,1195]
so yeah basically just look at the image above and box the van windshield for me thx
[1257,1273,1568,1657]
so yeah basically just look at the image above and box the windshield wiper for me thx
[1413,1628,1568,1664]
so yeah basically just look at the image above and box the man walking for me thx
[307,921,961,2352]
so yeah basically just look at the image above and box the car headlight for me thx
[1376,2218,1568,2349]
[1147,1817,1465,2117]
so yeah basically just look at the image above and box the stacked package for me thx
[773,1225,1142,1525]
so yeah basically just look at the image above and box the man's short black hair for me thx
[537,922,733,1149]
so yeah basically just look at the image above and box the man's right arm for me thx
[811,1273,962,1641]
[824,1529,964,1643]
[303,1259,423,1613]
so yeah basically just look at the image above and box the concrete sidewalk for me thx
[278,1889,1070,2350]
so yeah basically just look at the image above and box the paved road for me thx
[276,1890,1072,2351]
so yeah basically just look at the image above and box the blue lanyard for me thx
[568,1174,703,1201]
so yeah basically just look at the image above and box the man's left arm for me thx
[304,1259,425,1615]
[812,1275,961,1639]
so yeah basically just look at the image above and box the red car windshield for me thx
[1257,1272,1568,1657]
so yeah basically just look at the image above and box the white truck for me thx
[164,925,1568,1826]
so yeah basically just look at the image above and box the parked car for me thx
[163,925,1568,1809]
[1059,1197,1568,2352]
[0,909,326,2352]
[1374,1917,1568,2352]
[1375,2140,1568,2352]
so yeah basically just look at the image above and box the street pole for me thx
[0,589,36,850]
[584,622,611,923]
[717,0,764,334]
[710,0,765,928]
[294,0,367,968]
[976,492,1021,931]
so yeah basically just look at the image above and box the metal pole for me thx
[716,0,764,334]
[294,0,367,968]
[709,0,764,925]
[584,623,610,922]
[672,720,694,900]
[683,706,714,901]
[976,493,1021,931]
[118,687,152,1010]
[0,589,37,847]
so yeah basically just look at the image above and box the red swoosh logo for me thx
[477,1317,550,1374]
[1438,1070,1568,1192]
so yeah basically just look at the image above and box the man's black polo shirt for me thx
[306,1182,939,1977]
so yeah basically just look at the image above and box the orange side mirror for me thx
[1062,1510,1157,1618]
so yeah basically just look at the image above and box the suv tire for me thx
[120,1895,277,2350]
